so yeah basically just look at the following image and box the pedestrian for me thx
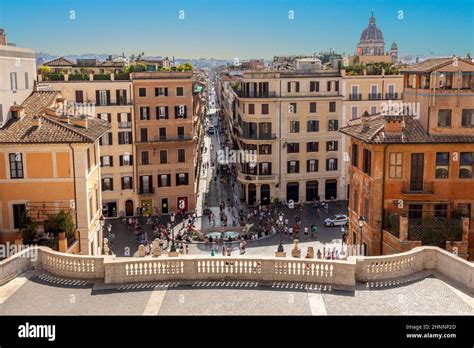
[304,226,309,237]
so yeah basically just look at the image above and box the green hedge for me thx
[93,73,111,80]
[69,73,89,81]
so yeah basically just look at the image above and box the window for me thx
[177,127,184,139]
[289,103,297,114]
[24,72,29,89]
[141,151,149,165]
[121,176,133,190]
[120,154,133,166]
[438,109,452,127]
[287,161,299,173]
[307,141,319,152]
[10,72,17,91]
[140,128,148,142]
[116,89,127,105]
[351,106,358,119]
[102,177,114,191]
[434,204,448,218]
[435,152,449,179]
[351,144,358,167]
[9,153,24,178]
[329,102,336,113]
[327,158,338,171]
[287,81,299,93]
[99,113,110,122]
[100,156,113,167]
[327,81,332,91]
[363,197,369,221]
[248,104,255,114]
[310,81,319,92]
[176,87,184,96]
[0,104,3,124]
[155,87,168,97]
[140,107,150,120]
[370,106,377,115]
[307,120,319,132]
[158,174,171,187]
[353,189,359,214]
[159,128,166,140]
[96,90,109,106]
[140,175,153,194]
[461,72,474,89]
[459,152,473,178]
[326,141,338,151]
[389,153,403,178]
[100,133,113,146]
[175,105,187,118]
[261,104,269,115]
[290,121,300,133]
[462,109,474,127]
[159,150,167,164]
[328,119,339,131]
[362,149,372,175]
[259,162,272,175]
[13,203,26,229]
[307,159,318,172]
[118,132,132,145]
[287,142,299,153]
[259,144,271,155]
[309,102,317,113]
[74,90,84,103]
[157,106,168,119]
[178,149,185,163]
[86,149,91,172]
[176,173,189,186]
[138,88,146,97]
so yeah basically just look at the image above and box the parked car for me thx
[324,214,349,227]
[207,126,215,135]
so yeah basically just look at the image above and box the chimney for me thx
[384,115,404,134]
[72,116,88,129]
[0,28,7,45]
[31,116,42,127]
[11,104,25,120]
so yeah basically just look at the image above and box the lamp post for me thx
[169,212,176,252]
[99,215,105,255]
[358,216,365,256]
[341,226,345,247]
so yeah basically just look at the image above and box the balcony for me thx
[240,133,276,140]
[237,172,277,183]
[385,93,399,100]
[349,94,362,101]
[401,181,434,195]
[118,122,132,129]
[137,135,193,143]
[139,187,155,195]
[236,91,278,98]
[368,93,382,100]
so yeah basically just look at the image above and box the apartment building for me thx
[341,69,403,198]
[224,69,344,205]
[40,73,137,217]
[0,90,109,254]
[132,71,198,215]
[340,57,474,258]
[0,29,36,127]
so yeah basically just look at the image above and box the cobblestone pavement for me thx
[0,272,472,315]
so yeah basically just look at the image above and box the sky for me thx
[0,0,472,59]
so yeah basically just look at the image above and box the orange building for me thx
[340,57,474,259]
[132,71,199,215]
[0,90,109,255]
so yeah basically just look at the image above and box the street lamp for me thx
[341,226,345,247]
[358,216,365,255]
[169,212,177,252]
[99,215,105,255]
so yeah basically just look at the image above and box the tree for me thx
[39,65,53,77]
[176,62,192,71]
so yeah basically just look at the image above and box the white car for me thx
[324,214,349,227]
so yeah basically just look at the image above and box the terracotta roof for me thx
[339,114,474,144]
[43,56,75,67]
[0,91,109,144]
[98,60,125,67]
[402,57,474,73]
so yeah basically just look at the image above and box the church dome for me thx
[391,42,398,49]
[359,14,384,43]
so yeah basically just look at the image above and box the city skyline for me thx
[1,0,473,59]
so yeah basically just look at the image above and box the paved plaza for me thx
[0,271,472,315]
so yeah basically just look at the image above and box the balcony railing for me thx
[118,122,132,129]
[236,91,278,98]
[349,93,362,101]
[401,181,434,194]
[240,133,276,140]
[368,93,382,100]
[139,187,155,195]
[385,93,399,100]
[137,135,193,143]
[237,172,277,182]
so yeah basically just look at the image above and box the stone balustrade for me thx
[0,246,472,291]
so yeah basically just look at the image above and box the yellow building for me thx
[41,76,138,217]
[0,90,109,255]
